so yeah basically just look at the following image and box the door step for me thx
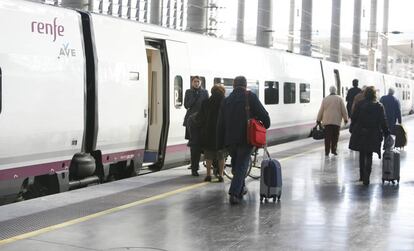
[143,150,158,163]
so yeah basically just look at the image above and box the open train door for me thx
[143,38,191,170]
[161,40,191,167]
[143,39,169,171]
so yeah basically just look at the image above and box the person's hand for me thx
[316,120,321,125]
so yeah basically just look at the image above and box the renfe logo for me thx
[31,17,64,42]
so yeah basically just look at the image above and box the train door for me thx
[144,39,168,170]
[163,40,191,166]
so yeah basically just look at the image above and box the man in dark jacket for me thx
[217,76,270,204]
[346,79,361,117]
[380,88,402,134]
[183,76,208,176]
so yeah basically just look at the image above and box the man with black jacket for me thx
[346,79,361,117]
[183,76,208,176]
[217,76,270,205]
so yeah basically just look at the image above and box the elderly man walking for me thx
[317,86,348,156]
[380,88,402,134]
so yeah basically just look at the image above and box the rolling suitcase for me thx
[382,149,400,184]
[260,147,282,202]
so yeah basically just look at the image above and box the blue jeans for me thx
[228,144,253,197]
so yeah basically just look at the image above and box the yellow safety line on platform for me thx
[0,144,326,246]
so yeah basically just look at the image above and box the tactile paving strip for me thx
[0,175,198,240]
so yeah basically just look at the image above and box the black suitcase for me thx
[382,149,400,184]
[260,148,282,202]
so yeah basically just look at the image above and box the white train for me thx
[0,0,412,203]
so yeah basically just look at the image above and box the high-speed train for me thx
[0,0,413,203]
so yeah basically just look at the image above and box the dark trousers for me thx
[359,151,373,182]
[228,144,253,197]
[190,145,202,171]
[324,125,340,155]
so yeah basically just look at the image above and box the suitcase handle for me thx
[263,146,271,160]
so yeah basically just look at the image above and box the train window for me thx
[247,80,259,97]
[190,76,206,89]
[214,77,234,97]
[284,82,296,104]
[264,81,279,105]
[300,83,310,103]
[174,76,183,108]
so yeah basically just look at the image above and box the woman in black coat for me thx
[198,84,226,182]
[349,86,390,185]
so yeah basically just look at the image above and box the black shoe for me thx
[204,176,211,182]
[332,152,338,156]
[363,178,370,185]
[217,176,224,183]
[191,170,199,176]
[229,195,240,205]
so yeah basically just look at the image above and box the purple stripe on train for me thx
[0,122,316,182]
[0,160,70,181]
[101,149,145,164]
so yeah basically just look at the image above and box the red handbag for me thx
[247,118,267,147]
[246,91,267,147]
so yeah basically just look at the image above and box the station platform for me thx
[1,118,414,250]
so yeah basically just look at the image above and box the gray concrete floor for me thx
[2,119,414,250]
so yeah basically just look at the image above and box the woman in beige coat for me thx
[317,86,349,156]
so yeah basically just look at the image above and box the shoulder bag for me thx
[246,91,267,147]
